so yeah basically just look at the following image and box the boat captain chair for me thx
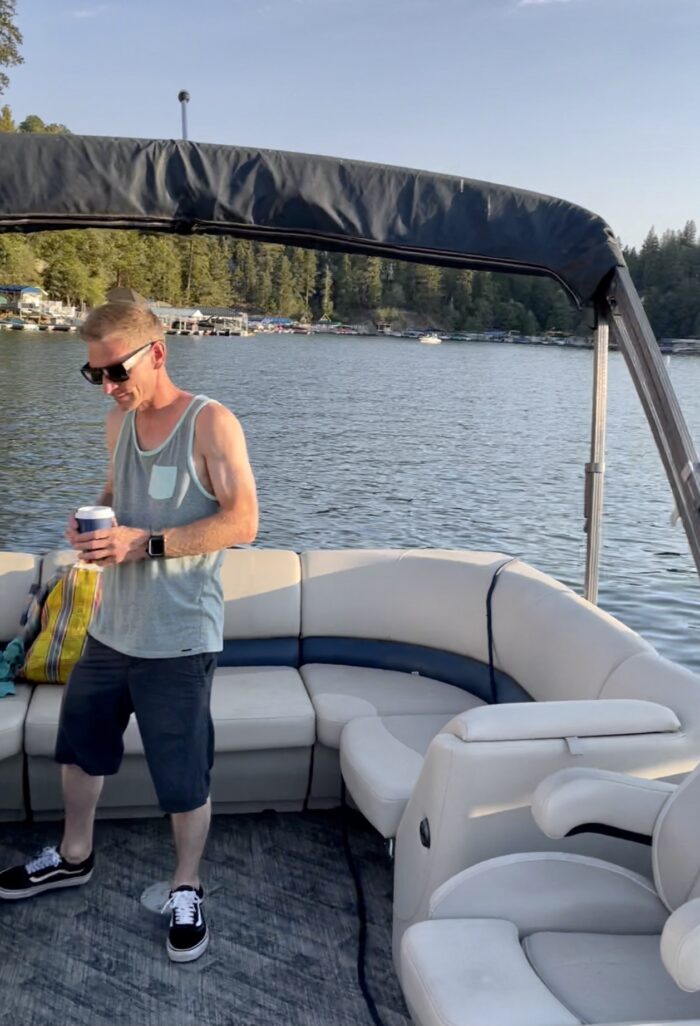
[400,762,700,1026]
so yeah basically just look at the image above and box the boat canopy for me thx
[0,134,624,307]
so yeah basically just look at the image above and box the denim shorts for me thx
[55,634,216,814]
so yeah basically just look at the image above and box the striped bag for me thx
[21,563,102,684]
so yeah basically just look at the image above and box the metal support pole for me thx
[604,266,700,579]
[584,304,609,604]
[178,90,190,141]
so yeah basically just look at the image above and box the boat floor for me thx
[0,808,410,1026]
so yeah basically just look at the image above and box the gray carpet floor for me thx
[0,809,412,1026]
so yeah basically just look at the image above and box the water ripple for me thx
[1,332,699,671]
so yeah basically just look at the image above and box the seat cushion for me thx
[192,666,314,752]
[401,919,580,1026]
[0,552,39,643]
[126,667,315,754]
[25,668,315,756]
[340,713,473,837]
[524,931,700,1023]
[0,684,33,760]
[301,663,478,748]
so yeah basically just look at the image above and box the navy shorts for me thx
[55,635,216,814]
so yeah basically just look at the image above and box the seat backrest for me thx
[0,551,40,643]
[601,650,700,734]
[301,548,508,659]
[491,561,652,702]
[219,549,301,666]
[40,548,77,585]
[653,763,700,911]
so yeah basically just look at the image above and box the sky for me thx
[3,0,699,249]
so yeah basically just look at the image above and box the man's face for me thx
[87,333,162,411]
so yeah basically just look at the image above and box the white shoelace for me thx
[26,847,61,874]
[161,889,201,925]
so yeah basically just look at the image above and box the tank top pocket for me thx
[148,464,177,501]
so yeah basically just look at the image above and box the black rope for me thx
[486,557,519,704]
[301,742,316,813]
[340,782,387,1026]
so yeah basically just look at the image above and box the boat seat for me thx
[25,666,315,757]
[0,551,41,819]
[0,684,33,762]
[339,712,481,838]
[400,764,700,1026]
[301,664,479,749]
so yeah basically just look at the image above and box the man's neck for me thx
[137,381,190,416]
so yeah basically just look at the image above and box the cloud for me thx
[71,4,112,17]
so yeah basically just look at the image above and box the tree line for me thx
[0,3,698,337]
[0,106,698,336]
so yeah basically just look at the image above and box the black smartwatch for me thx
[147,533,166,558]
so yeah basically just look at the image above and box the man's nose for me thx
[102,377,118,396]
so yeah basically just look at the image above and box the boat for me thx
[1,133,700,1026]
[418,332,441,344]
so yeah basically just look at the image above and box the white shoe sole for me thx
[0,869,93,900]
[167,928,209,963]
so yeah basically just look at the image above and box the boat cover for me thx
[0,134,625,306]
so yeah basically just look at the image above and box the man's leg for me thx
[131,650,216,962]
[171,797,211,890]
[0,637,129,901]
[60,764,104,864]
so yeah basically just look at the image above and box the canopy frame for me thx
[0,134,698,594]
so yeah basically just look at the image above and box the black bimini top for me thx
[0,134,624,306]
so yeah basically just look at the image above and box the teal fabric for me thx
[0,638,24,697]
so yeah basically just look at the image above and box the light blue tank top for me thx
[89,394,225,658]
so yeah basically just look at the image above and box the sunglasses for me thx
[80,341,157,385]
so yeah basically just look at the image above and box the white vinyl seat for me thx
[0,551,40,819]
[339,712,480,838]
[400,764,700,1026]
[25,667,315,756]
[301,664,479,750]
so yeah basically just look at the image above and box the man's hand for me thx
[67,513,148,566]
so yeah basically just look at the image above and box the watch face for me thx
[148,535,165,557]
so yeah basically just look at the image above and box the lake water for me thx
[1,330,698,671]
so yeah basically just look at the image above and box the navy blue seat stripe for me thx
[218,637,299,667]
[301,637,530,704]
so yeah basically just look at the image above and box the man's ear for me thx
[153,339,166,367]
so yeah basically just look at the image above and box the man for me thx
[0,301,258,964]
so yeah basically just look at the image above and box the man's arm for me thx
[162,404,258,557]
[98,407,123,507]
[66,407,123,546]
[76,404,257,565]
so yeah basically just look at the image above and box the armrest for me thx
[532,767,676,840]
[443,699,680,743]
[662,899,700,992]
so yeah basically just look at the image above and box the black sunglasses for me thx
[80,341,157,385]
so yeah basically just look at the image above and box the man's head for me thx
[80,302,167,410]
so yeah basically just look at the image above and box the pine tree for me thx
[0,0,22,94]
[274,253,299,316]
[321,262,334,319]
[0,102,13,130]
[0,236,39,282]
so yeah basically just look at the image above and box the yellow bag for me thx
[21,564,102,684]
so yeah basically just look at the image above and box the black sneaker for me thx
[163,885,209,963]
[0,846,94,900]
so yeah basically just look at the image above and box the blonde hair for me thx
[80,302,165,345]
